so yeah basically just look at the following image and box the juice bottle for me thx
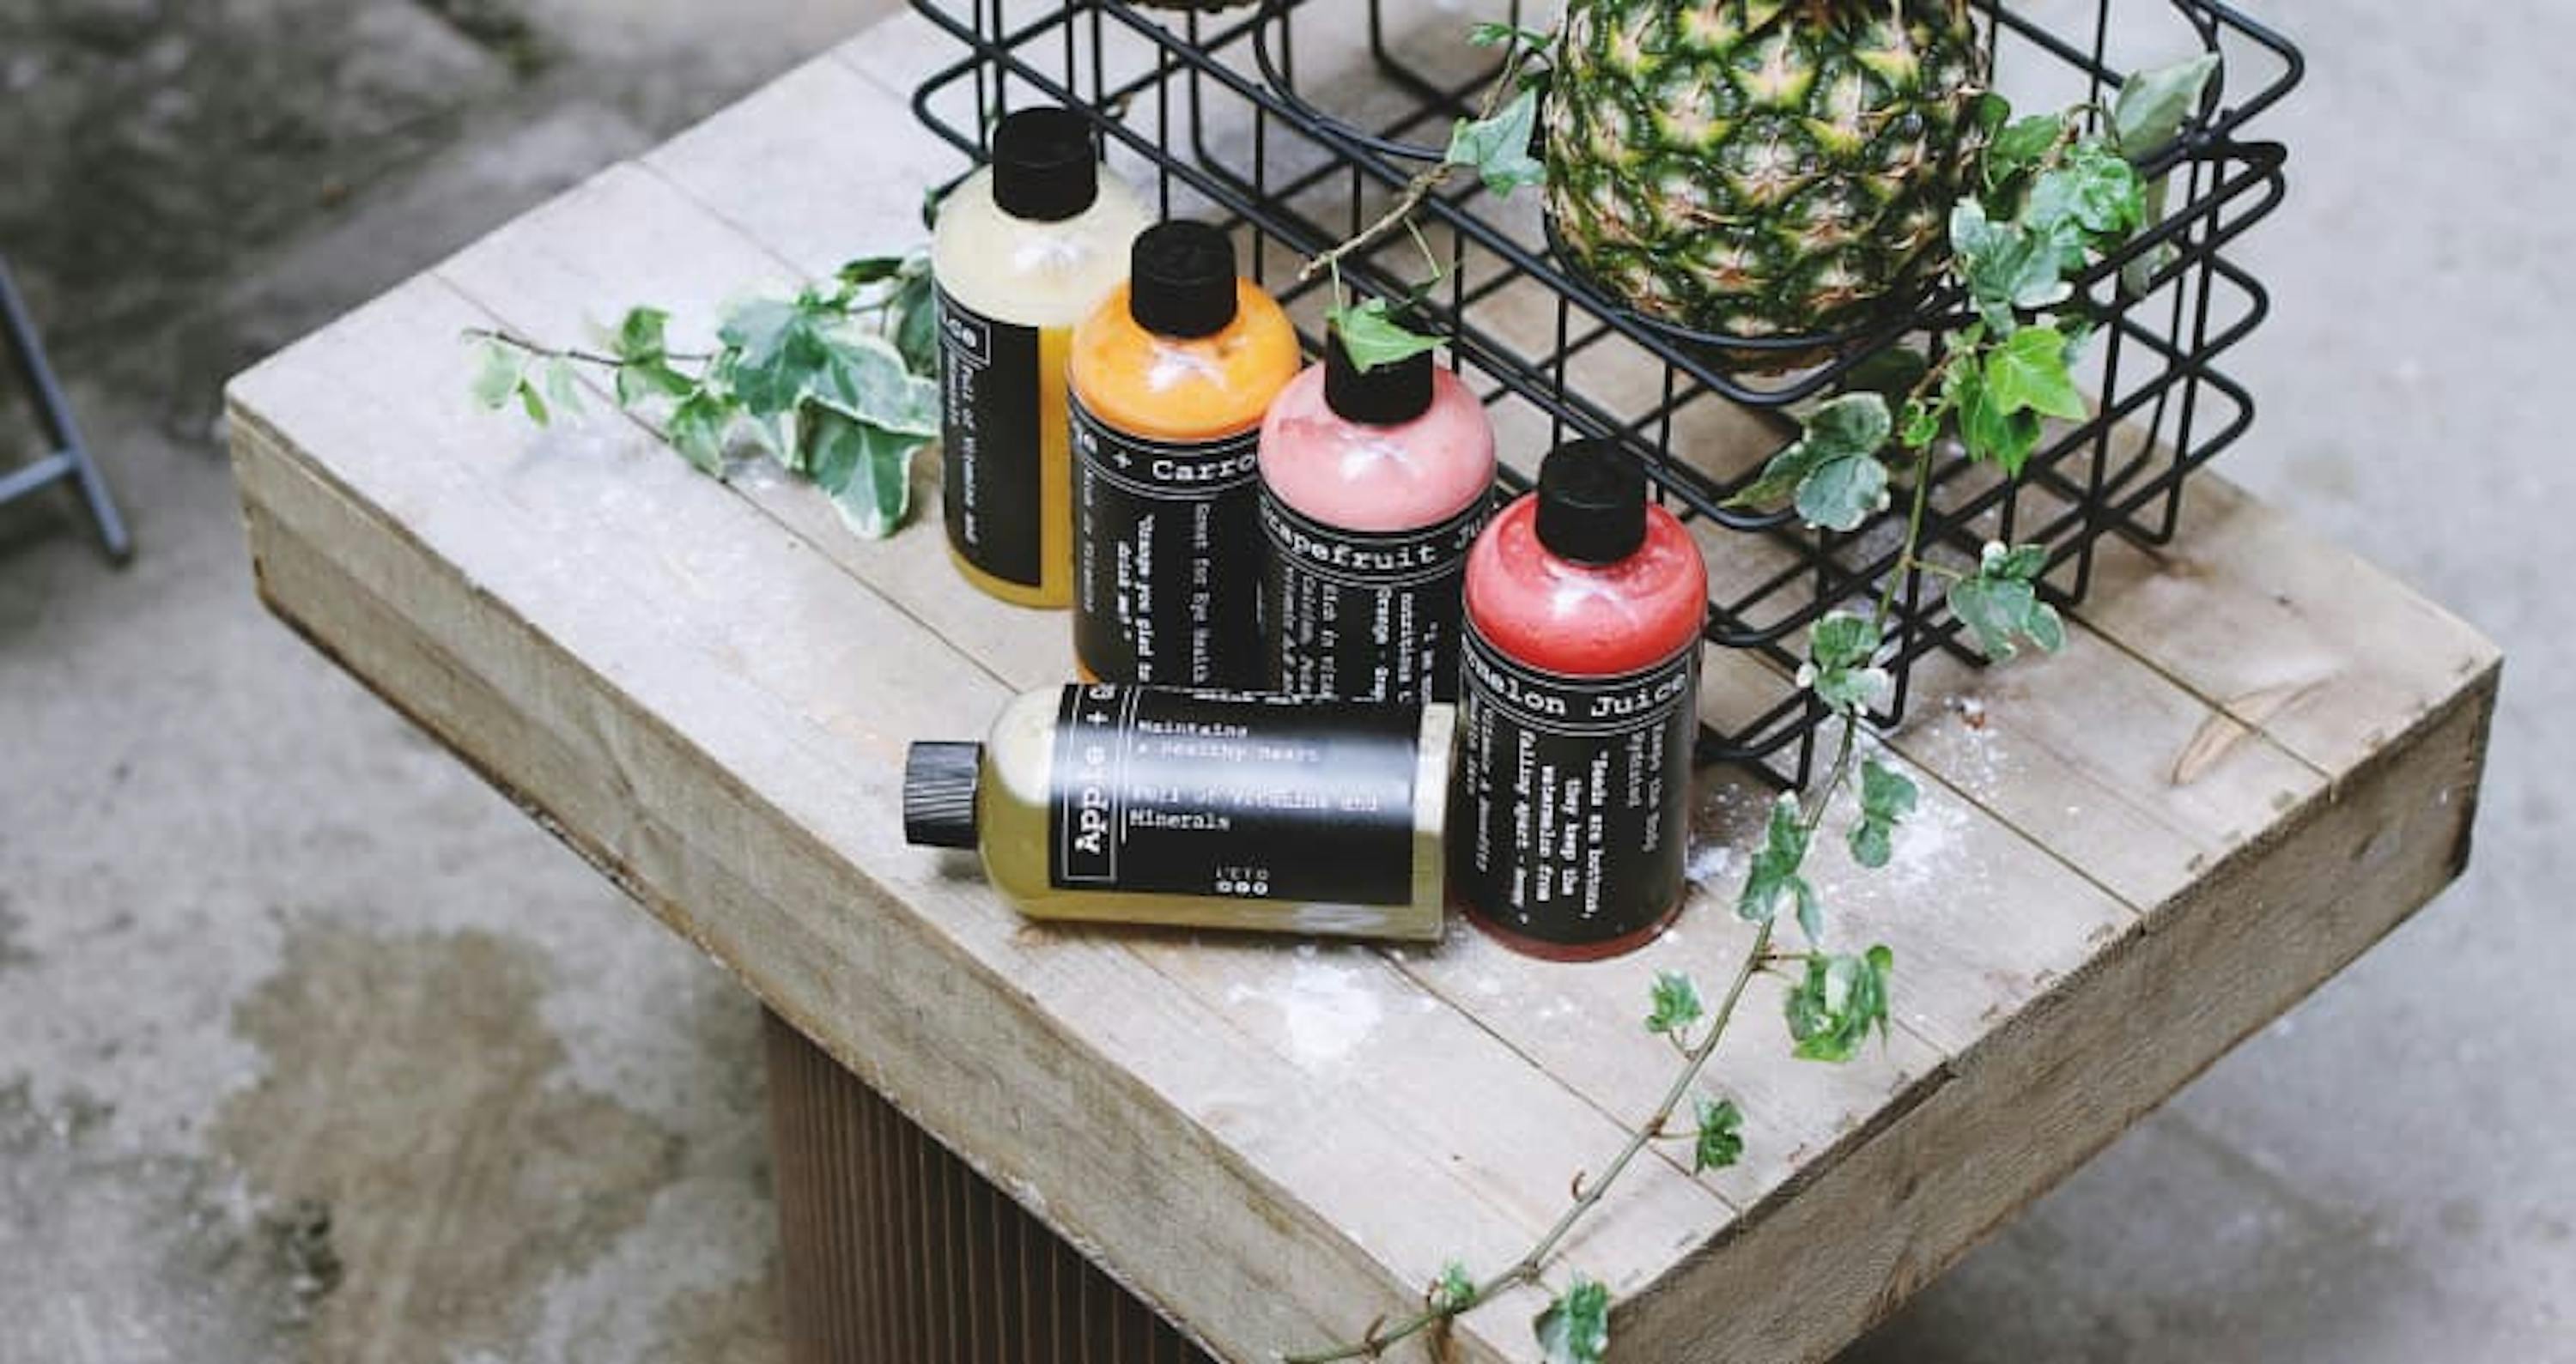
[1451,440,1708,960]
[904,683,1454,942]
[931,106,1148,608]
[1068,222,1299,685]
[1257,320,1495,702]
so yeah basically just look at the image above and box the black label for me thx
[938,286,1045,587]
[1452,621,1699,946]
[1048,684,1420,904]
[1261,490,1487,704]
[1072,394,1264,686]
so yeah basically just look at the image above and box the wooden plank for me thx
[2075,476,2500,778]
[225,275,1726,1364]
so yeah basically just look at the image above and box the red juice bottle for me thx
[1451,440,1707,960]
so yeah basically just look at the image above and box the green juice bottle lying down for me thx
[903,683,1452,941]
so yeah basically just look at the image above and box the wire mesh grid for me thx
[906,0,2300,784]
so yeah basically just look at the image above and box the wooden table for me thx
[224,11,2500,1362]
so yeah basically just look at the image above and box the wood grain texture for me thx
[225,10,2500,1362]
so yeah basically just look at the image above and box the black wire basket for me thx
[906,0,2302,785]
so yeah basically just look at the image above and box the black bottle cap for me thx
[1535,440,1649,565]
[1128,221,1239,338]
[902,742,983,850]
[1324,319,1436,427]
[992,107,1099,222]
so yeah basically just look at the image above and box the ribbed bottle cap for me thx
[992,107,1100,222]
[1324,319,1435,427]
[902,742,984,849]
[1128,221,1238,338]
[1535,440,1649,565]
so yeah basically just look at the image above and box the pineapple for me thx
[1544,0,1985,354]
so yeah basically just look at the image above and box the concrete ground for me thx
[0,2,2565,1361]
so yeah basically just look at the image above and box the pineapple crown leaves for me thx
[468,252,940,538]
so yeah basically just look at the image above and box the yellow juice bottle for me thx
[931,107,1148,608]
[905,684,1453,942]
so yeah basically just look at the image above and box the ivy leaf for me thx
[1795,453,1890,535]
[1847,760,1918,870]
[1736,793,1815,935]
[1467,20,1552,50]
[1431,1260,1478,1313]
[1691,1096,1745,1173]
[1730,393,1891,532]
[1645,971,1704,1038]
[666,390,731,476]
[617,358,696,405]
[539,356,583,418]
[1984,112,2066,193]
[1969,90,2012,142]
[1534,1276,1611,1364]
[1784,946,1895,1063]
[2111,53,2221,161]
[2024,142,2147,265]
[471,340,528,410]
[1983,325,2088,422]
[804,406,920,539]
[1841,346,1929,413]
[613,306,671,364]
[1947,359,2044,476]
[890,270,940,377]
[516,379,550,427]
[811,331,941,439]
[1330,296,1444,373]
[835,255,908,288]
[1798,609,1890,717]
[2114,54,2221,295]
[1947,541,2067,659]
[720,298,831,418]
[1950,202,2069,331]
[1448,86,1546,197]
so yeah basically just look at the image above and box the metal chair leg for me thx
[0,255,131,563]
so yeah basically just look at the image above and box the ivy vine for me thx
[465,252,942,538]
[1279,27,2216,1364]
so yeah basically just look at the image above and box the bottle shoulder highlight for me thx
[1257,366,1496,531]
[1463,495,1708,677]
[1067,282,1301,440]
[931,169,1149,326]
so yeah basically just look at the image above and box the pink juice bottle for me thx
[1256,326,1496,702]
[1452,440,1708,961]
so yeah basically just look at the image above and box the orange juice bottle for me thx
[1068,222,1299,686]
